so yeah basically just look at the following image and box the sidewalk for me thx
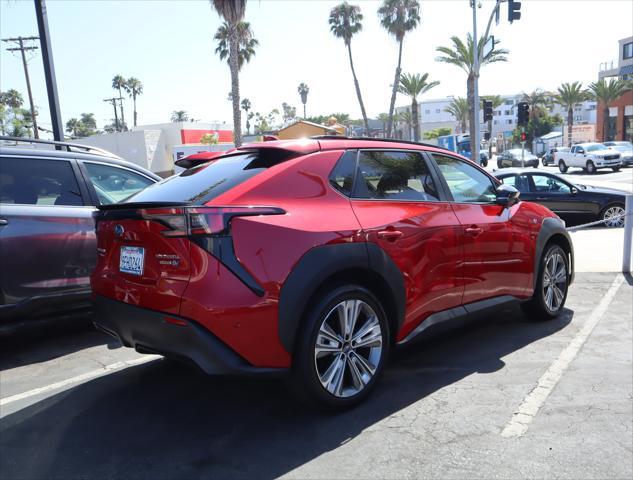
[570,227,627,272]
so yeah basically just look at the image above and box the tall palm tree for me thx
[378,0,420,138]
[329,2,370,134]
[125,77,143,127]
[214,21,258,70]
[553,81,590,147]
[210,0,247,147]
[112,75,127,129]
[397,109,413,140]
[397,72,439,141]
[521,89,551,120]
[377,112,389,137]
[171,110,189,123]
[298,83,309,118]
[241,98,252,134]
[65,118,81,138]
[444,96,470,134]
[1,89,24,109]
[436,34,508,159]
[589,78,627,142]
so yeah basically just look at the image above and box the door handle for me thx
[0,219,7,226]
[377,229,403,241]
[465,226,483,236]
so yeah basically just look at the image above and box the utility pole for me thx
[2,36,40,138]
[103,97,122,132]
[471,1,480,165]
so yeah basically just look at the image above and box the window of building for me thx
[493,120,498,125]
[504,110,511,115]
[506,119,513,125]
[495,110,501,116]
[607,116,618,141]
[505,100,514,105]
[575,115,582,122]
[425,109,430,114]
[623,42,633,60]
[435,109,441,114]
[625,114,633,142]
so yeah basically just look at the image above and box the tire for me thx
[612,166,621,172]
[586,160,596,174]
[289,284,390,409]
[542,158,548,166]
[521,244,569,320]
[481,159,488,168]
[558,160,568,173]
[601,204,626,228]
[533,163,538,168]
[497,160,503,169]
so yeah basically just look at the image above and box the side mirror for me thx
[571,187,578,195]
[495,184,520,207]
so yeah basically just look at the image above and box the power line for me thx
[2,35,40,138]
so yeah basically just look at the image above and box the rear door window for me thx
[0,157,84,206]
[83,162,155,204]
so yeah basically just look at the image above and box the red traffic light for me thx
[520,132,526,142]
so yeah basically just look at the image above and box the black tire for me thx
[533,164,538,168]
[558,160,568,173]
[586,160,596,174]
[289,284,390,409]
[521,244,569,320]
[612,166,621,172]
[497,160,503,169]
[481,159,488,168]
[542,158,548,166]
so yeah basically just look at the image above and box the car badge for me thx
[114,224,125,237]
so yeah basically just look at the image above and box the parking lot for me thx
[1,272,631,480]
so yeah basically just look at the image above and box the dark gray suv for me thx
[0,137,160,332]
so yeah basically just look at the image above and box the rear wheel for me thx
[601,204,625,228]
[558,160,568,173]
[521,244,569,320]
[497,160,503,169]
[290,285,390,409]
[586,160,596,174]
[612,166,621,172]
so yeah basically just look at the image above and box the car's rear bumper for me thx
[93,295,287,376]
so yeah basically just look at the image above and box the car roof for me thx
[494,168,560,177]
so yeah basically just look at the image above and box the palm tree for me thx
[553,81,590,147]
[65,118,81,138]
[210,0,247,148]
[298,83,309,118]
[589,78,627,142]
[378,0,420,138]
[241,98,252,134]
[171,110,189,123]
[125,77,143,127]
[397,72,439,142]
[377,112,389,137]
[436,33,509,160]
[112,75,127,129]
[214,21,258,70]
[1,89,24,109]
[521,89,551,120]
[329,2,370,134]
[444,97,469,134]
[397,109,412,139]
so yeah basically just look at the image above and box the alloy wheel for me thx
[313,299,383,398]
[542,252,567,313]
[603,205,625,228]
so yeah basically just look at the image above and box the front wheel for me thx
[497,160,503,169]
[521,244,569,320]
[558,160,568,173]
[542,158,549,166]
[290,285,390,409]
[601,204,625,228]
[612,166,621,172]
[586,160,596,174]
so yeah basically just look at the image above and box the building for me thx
[596,36,633,142]
[277,120,344,140]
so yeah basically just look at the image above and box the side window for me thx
[433,154,497,203]
[328,150,357,197]
[354,150,440,202]
[501,174,530,192]
[84,162,154,204]
[0,157,83,206]
[531,175,571,194]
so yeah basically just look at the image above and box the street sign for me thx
[483,35,495,58]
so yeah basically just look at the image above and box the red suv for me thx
[92,137,573,408]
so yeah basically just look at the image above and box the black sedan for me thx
[496,149,539,168]
[494,168,627,227]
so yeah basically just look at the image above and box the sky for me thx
[1,0,632,136]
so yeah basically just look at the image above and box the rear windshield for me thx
[123,151,289,205]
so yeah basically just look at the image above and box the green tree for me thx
[125,77,143,127]
[396,109,412,139]
[65,118,82,138]
[436,33,509,160]
[297,83,309,118]
[214,21,258,70]
[254,109,279,133]
[0,89,24,135]
[378,0,420,138]
[423,127,452,140]
[112,75,127,129]
[329,2,370,133]
[521,89,551,120]
[444,97,469,134]
[210,0,247,147]
[281,102,297,124]
[588,78,627,142]
[513,112,563,149]
[553,81,590,146]
[171,110,189,122]
[200,132,219,144]
[377,112,389,137]
[241,97,252,134]
[397,72,439,141]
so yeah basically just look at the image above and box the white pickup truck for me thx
[556,142,622,174]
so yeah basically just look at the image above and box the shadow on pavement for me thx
[0,305,572,480]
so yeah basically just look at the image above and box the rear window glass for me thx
[124,151,290,205]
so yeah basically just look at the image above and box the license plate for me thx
[119,246,145,276]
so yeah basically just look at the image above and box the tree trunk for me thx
[411,99,419,142]
[303,103,306,119]
[386,38,404,138]
[118,87,125,129]
[347,43,370,135]
[603,105,609,141]
[229,25,242,147]
[467,73,475,158]
[488,119,493,158]
[133,94,137,127]
[567,107,573,147]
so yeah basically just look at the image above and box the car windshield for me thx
[585,143,607,152]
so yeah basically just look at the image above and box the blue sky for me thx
[1,0,632,136]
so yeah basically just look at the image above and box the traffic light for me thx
[517,102,529,126]
[484,131,491,141]
[520,131,527,142]
[483,100,493,122]
[508,0,521,23]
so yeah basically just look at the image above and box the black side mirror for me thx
[571,187,578,194]
[495,184,520,207]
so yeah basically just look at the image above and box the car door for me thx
[347,149,464,341]
[526,173,592,225]
[431,154,533,304]
[0,156,95,316]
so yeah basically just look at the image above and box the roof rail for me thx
[309,135,441,150]
[0,136,122,159]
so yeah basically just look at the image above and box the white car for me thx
[556,142,622,174]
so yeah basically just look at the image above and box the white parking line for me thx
[0,355,159,407]
[501,274,625,438]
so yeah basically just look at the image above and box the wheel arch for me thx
[534,218,574,290]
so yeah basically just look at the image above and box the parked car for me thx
[0,137,161,333]
[603,141,633,167]
[556,142,621,174]
[542,147,570,166]
[495,168,627,227]
[496,149,539,168]
[92,137,574,408]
